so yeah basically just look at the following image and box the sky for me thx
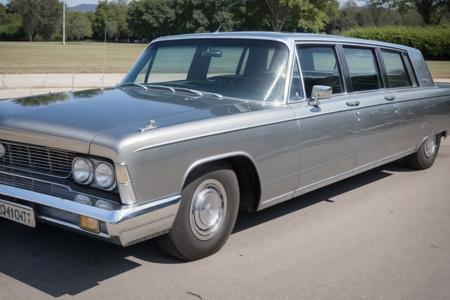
[0,0,100,6]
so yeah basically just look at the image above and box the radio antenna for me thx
[215,24,223,33]
[102,26,107,89]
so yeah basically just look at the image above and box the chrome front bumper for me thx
[0,170,180,246]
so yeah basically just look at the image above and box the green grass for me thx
[426,61,450,79]
[0,42,449,79]
[0,42,146,74]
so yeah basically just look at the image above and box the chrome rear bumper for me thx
[0,170,180,246]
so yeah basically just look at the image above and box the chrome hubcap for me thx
[424,135,437,158]
[190,179,227,240]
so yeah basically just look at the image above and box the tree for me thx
[328,0,361,31]
[93,0,128,42]
[11,0,61,41]
[360,0,399,26]
[127,0,176,40]
[0,3,22,38]
[66,12,93,41]
[172,0,240,33]
[361,0,449,25]
[262,0,339,32]
[412,0,449,24]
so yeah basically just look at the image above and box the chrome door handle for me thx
[384,95,395,101]
[346,100,360,107]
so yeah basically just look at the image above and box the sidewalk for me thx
[0,73,125,99]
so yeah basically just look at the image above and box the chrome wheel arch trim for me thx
[180,151,261,194]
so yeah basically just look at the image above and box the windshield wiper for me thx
[122,83,223,99]
[146,84,176,94]
[173,87,203,97]
[173,87,223,99]
[120,82,149,90]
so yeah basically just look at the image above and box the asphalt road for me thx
[1,139,450,300]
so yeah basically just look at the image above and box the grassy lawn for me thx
[0,42,146,74]
[0,42,449,78]
[425,61,450,79]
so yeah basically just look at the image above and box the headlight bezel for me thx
[71,156,117,191]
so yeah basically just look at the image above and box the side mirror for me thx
[308,85,332,106]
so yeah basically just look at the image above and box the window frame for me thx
[287,41,420,104]
[289,42,347,103]
[402,52,419,87]
[288,47,306,102]
[340,45,384,93]
[378,48,414,90]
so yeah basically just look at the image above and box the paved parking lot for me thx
[1,139,450,300]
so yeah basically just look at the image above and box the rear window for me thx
[381,50,412,88]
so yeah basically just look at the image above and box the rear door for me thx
[341,45,402,168]
[379,49,427,151]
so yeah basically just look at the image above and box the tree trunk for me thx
[416,0,433,25]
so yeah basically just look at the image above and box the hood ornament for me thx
[139,120,158,133]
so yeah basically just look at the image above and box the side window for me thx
[297,45,343,98]
[289,58,304,101]
[381,50,412,88]
[343,47,382,92]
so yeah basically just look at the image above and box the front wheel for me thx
[156,163,239,261]
[405,134,441,170]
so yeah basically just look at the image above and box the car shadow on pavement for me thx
[234,165,394,233]
[0,164,397,297]
[0,220,178,297]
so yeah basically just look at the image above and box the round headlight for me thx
[94,162,115,189]
[72,157,93,184]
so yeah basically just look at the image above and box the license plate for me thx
[0,199,36,228]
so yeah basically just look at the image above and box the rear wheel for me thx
[405,134,441,170]
[156,163,239,261]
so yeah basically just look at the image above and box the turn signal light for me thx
[80,216,100,233]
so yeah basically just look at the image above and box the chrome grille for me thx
[0,140,76,178]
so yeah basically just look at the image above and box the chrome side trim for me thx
[134,117,298,152]
[260,191,293,208]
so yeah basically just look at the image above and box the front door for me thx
[290,44,358,195]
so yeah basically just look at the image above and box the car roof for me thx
[154,31,414,52]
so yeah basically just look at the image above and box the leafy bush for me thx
[342,26,450,60]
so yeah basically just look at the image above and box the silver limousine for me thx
[1,32,449,260]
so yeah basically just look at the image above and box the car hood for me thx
[0,87,265,153]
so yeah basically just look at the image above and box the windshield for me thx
[122,39,289,102]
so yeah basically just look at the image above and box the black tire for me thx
[156,163,239,261]
[405,134,441,170]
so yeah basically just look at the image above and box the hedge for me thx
[342,26,450,60]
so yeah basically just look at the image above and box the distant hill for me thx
[68,4,97,12]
